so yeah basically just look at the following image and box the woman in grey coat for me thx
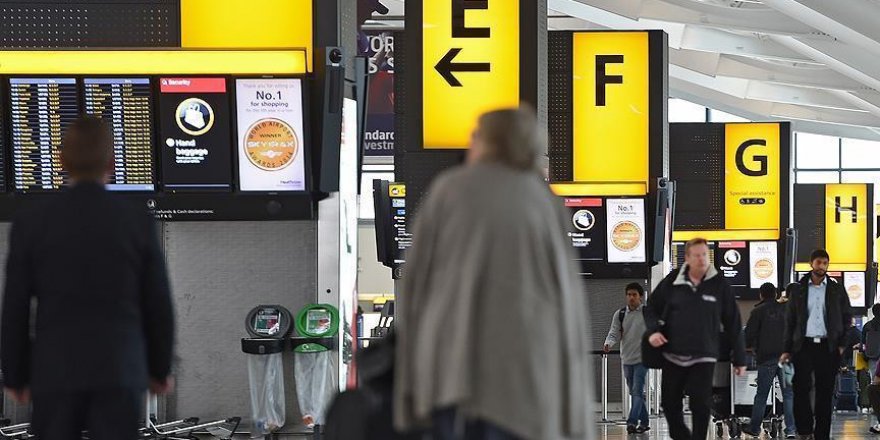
[394,108,594,440]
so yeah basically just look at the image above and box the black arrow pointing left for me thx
[435,48,491,87]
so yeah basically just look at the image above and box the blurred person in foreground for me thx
[394,107,592,440]
[1,116,175,440]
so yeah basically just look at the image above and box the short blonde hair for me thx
[475,107,544,171]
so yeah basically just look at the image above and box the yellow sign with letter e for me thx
[422,0,520,149]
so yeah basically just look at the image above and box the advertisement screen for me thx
[606,198,647,263]
[361,31,395,157]
[158,77,232,191]
[235,79,307,191]
[844,272,866,308]
[749,241,778,289]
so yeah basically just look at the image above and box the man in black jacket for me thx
[743,283,795,438]
[645,237,746,440]
[780,249,851,440]
[0,117,175,440]
[862,304,880,375]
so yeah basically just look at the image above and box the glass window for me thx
[669,98,706,123]
[841,138,880,169]
[359,172,396,219]
[796,132,840,169]
[841,171,880,190]
[796,171,839,184]
[709,109,749,123]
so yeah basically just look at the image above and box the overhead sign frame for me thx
[547,30,668,197]
[402,0,542,151]
[670,122,792,242]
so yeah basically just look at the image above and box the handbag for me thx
[641,300,668,369]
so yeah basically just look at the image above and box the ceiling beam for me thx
[633,0,814,36]
[772,35,880,92]
[761,0,880,57]
[670,78,880,140]
[717,55,864,92]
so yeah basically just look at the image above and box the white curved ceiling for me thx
[367,0,880,140]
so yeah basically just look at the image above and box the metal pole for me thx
[730,365,736,421]
[654,369,663,415]
[772,375,777,414]
[621,362,631,420]
[602,353,609,422]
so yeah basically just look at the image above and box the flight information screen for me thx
[9,78,78,192]
[84,78,156,191]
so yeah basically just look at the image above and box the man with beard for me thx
[780,249,852,440]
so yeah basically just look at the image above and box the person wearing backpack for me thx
[742,283,796,439]
[862,304,880,376]
[603,283,649,435]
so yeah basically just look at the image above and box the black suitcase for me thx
[836,371,859,411]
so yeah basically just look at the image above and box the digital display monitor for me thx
[715,241,749,289]
[606,198,647,264]
[9,78,78,192]
[0,86,6,192]
[83,78,155,191]
[158,77,232,191]
[563,197,605,275]
[235,78,307,191]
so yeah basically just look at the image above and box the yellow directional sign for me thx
[573,32,649,185]
[724,123,780,233]
[825,183,868,266]
[422,0,520,149]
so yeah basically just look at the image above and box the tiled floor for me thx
[593,412,877,439]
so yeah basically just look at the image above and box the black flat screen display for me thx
[9,78,78,192]
[84,78,155,191]
[158,77,232,192]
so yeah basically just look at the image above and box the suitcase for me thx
[836,371,859,411]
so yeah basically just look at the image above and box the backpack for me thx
[618,307,626,335]
[866,330,880,359]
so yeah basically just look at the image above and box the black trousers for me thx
[661,361,715,440]
[32,388,144,440]
[868,384,880,424]
[792,340,840,440]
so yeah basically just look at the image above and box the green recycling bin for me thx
[293,304,339,428]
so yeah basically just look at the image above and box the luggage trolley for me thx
[139,394,241,440]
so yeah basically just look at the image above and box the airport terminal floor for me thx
[594,414,870,439]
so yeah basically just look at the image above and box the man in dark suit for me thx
[780,249,851,440]
[0,117,175,440]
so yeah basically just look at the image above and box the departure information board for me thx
[9,78,78,192]
[84,78,155,191]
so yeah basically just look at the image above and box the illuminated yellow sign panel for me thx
[422,0,520,149]
[825,183,868,265]
[181,0,313,71]
[572,32,649,186]
[0,50,307,75]
[724,123,780,234]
